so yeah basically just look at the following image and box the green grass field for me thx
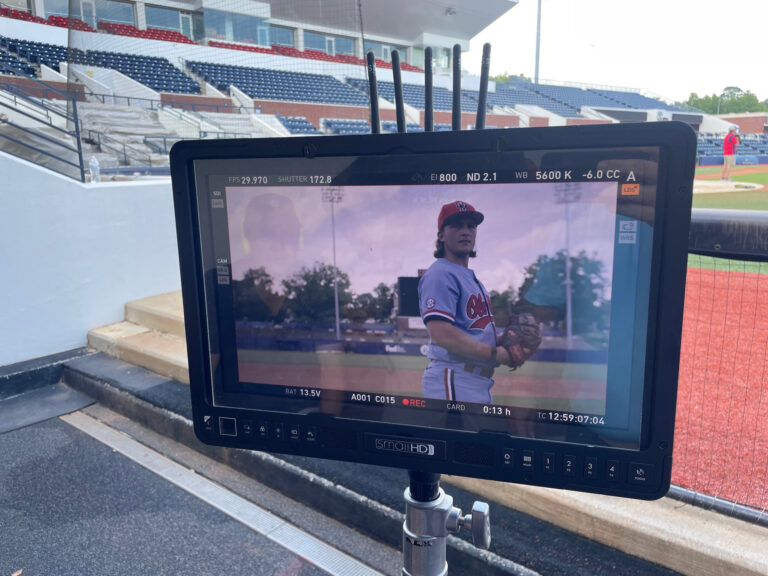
[693,165,768,210]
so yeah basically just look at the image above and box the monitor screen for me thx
[171,122,696,499]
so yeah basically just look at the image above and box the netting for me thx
[673,255,768,521]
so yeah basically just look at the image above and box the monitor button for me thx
[629,463,655,485]
[502,448,514,468]
[304,426,318,443]
[218,417,237,437]
[242,420,253,437]
[606,459,621,482]
[288,424,301,442]
[563,455,577,477]
[584,457,598,480]
[542,452,555,473]
[257,420,269,439]
[271,422,285,441]
[521,450,534,470]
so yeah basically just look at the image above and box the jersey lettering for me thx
[467,291,493,330]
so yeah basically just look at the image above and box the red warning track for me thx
[674,267,768,511]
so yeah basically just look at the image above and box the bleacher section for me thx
[1,37,69,72]
[277,115,321,134]
[188,61,367,105]
[592,88,679,111]
[0,42,35,76]
[98,22,196,45]
[347,77,477,112]
[381,121,423,133]
[323,118,369,135]
[89,51,200,94]
[47,15,96,32]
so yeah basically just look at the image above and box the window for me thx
[202,9,268,45]
[364,41,407,62]
[305,31,354,56]
[146,5,180,31]
[270,25,294,47]
[304,31,326,52]
[95,0,134,25]
[43,0,68,18]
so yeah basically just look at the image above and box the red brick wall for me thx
[0,75,84,100]
[727,116,768,134]
[486,114,519,128]
[529,117,550,128]
[254,100,384,129]
[160,93,233,113]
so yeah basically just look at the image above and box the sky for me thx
[465,0,768,104]
[225,182,617,297]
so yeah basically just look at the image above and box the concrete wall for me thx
[0,152,181,367]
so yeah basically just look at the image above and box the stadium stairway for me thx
[83,292,768,576]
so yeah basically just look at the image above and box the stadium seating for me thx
[208,41,278,55]
[277,115,321,134]
[590,88,679,111]
[188,61,368,105]
[1,38,69,72]
[0,48,36,76]
[89,51,200,94]
[323,118,370,135]
[47,15,97,32]
[98,22,196,44]
[346,77,478,112]
[381,121,423,133]
[0,7,48,25]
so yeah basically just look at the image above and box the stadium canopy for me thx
[260,0,518,47]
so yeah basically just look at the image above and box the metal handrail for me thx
[84,129,153,166]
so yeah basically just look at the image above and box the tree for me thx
[343,283,394,324]
[231,267,285,322]
[686,89,768,114]
[492,71,531,84]
[489,288,516,327]
[518,250,609,336]
[281,262,352,324]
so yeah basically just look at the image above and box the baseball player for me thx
[419,201,540,404]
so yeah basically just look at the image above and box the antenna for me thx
[475,43,491,130]
[391,50,406,133]
[424,47,433,132]
[366,51,380,134]
[452,44,461,131]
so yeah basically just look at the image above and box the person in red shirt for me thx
[721,126,740,180]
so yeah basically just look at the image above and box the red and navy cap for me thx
[437,201,485,230]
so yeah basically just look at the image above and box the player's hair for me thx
[434,236,477,259]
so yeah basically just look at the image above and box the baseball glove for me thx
[499,309,541,369]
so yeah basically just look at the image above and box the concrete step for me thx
[124,291,185,338]
[87,291,189,384]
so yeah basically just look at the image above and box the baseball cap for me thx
[437,200,485,230]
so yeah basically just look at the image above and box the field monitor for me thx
[170,122,696,500]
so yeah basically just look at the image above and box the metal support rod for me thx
[452,44,461,131]
[424,47,433,132]
[366,51,381,134]
[391,50,406,133]
[475,43,491,130]
[402,470,491,576]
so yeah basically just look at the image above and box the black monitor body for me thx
[170,122,696,501]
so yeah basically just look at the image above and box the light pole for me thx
[322,187,344,340]
[535,0,542,85]
[554,183,581,348]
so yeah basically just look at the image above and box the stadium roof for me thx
[267,0,519,43]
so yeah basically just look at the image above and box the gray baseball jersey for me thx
[419,258,497,403]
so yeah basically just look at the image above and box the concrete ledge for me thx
[444,476,768,576]
[88,321,189,384]
[125,291,185,339]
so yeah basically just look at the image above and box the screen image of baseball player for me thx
[419,201,541,404]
